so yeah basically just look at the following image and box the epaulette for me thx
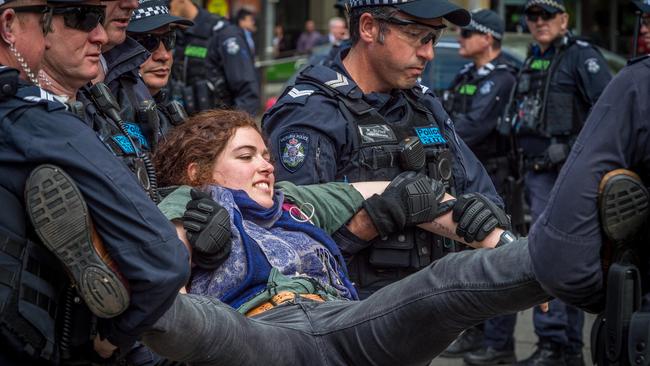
[213,19,226,32]
[459,62,473,74]
[627,54,650,66]
[299,64,359,97]
[15,85,66,112]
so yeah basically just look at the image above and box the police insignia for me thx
[585,58,601,74]
[415,126,447,146]
[280,133,309,172]
[358,124,397,145]
[480,81,495,95]
[123,122,149,150]
[225,37,240,55]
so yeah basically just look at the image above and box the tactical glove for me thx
[362,171,446,238]
[183,189,232,270]
[452,193,510,243]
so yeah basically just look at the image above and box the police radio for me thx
[398,137,426,171]
[0,67,19,100]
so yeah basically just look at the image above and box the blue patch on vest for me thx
[415,126,447,146]
[279,132,309,173]
[112,135,136,154]
[123,122,149,150]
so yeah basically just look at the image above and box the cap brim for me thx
[525,4,563,13]
[633,0,650,13]
[127,14,193,33]
[395,0,471,26]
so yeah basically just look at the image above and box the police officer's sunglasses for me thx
[50,5,106,33]
[10,6,54,35]
[524,9,557,22]
[131,31,176,53]
[375,15,446,47]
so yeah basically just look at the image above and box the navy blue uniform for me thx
[0,78,189,361]
[503,35,612,355]
[530,55,650,313]
[263,50,500,297]
[205,21,260,116]
[443,53,517,189]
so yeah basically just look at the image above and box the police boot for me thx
[514,341,566,366]
[598,169,649,243]
[463,346,516,365]
[440,327,484,358]
[26,164,130,318]
[564,350,585,366]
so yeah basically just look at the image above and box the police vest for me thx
[508,36,590,139]
[173,13,224,86]
[79,87,158,201]
[444,59,515,162]
[293,65,459,294]
[0,82,75,363]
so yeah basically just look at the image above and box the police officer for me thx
[0,0,190,363]
[168,0,224,114]
[500,1,613,365]
[263,0,508,301]
[127,0,192,139]
[204,9,260,116]
[528,2,650,365]
[439,9,520,364]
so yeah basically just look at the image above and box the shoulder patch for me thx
[576,40,590,47]
[213,20,225,32]
[480,80,495,95]
[324,73,349,89]
[584,57,601,74]
[223,37,240,55]
[279,132,309,173]
[288,87,315,99]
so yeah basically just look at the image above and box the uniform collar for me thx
[103,37,150,85]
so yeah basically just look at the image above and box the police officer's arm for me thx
[11,109,190,350]
[206,28,260,116]
[528,62,649,312]
[263,92,348,185]
[454,72,517,147]
[574,46,612,108]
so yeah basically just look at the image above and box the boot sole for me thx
[25,164,129,318]
[598,169,649,243]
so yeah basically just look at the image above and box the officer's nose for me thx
[152,43,171,62]
[90,24,109,46]
[417,42,435,61]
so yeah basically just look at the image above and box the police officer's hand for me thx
[452,193,511,243]
[183,189,232,270]
[362,172,445,238]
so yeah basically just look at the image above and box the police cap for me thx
[524,0,566,14]
[632,0,650,13]
[347,0,471,27]
[127,0,193,33]
[463,9,504,40]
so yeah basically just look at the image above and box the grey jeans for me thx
[142,239,549,366]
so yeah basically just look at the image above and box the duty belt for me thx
[245,291,325,317]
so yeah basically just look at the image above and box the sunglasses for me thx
[131,32,176,52]
[51,5,106,32]
[376,15,446,47]
[525,10,557,22]
[460,29,484,39]
[11,5,54,35]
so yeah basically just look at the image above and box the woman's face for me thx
[210,126,275,208]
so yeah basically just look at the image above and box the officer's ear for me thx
[0,8,18,46]
[559,12,569,31]
[358,12,380,45]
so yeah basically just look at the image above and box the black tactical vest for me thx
[295,66,459,296]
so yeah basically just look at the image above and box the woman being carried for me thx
[143,109,548,366]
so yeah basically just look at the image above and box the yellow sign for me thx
[207,0,228,16]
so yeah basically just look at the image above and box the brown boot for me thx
[26,164,130,318]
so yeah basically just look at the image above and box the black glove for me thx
[362,172,446,238]
[452,193,510,243]
[183,189,232,270]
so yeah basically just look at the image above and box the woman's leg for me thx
[308,239,550,365]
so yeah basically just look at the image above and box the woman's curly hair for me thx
[154,109,261,187]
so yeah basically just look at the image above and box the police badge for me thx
[585,58,601,74]
[279,133,309,172]
[224,37,240,55]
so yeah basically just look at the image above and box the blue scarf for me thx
[189,186,358,309]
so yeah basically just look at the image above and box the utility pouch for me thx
[369,232,414,268]
[182,85,196,115]
[517,74,531,93]
[546,143,569,166]
[545,92,574,136]
[165,101,188,126]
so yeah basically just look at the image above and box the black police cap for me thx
[463,9,504,40]
[524,0,566,14]
[633,0,650,13]
[127,0,193,33]
[347,0,471,27]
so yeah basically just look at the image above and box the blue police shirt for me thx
[0,81,190,349]
[528,56,650,313]
[206,22,260,116]
[263,49,502,207]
